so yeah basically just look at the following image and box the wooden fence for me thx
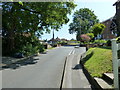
[112,39,120,90]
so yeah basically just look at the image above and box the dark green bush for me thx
[60,41,68,45]
[39,44,45,53]
[106,40,111,46]
[18,43,39,56]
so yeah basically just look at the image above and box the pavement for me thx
[1,46,92,89]
[62,47,91,89]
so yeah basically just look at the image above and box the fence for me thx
[112,39,120,90]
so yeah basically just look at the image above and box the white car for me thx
[74,46,79,48]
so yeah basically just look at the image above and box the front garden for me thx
[81,37,120,78]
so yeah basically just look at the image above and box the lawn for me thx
[82,47,113,77]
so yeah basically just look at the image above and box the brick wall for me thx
[101,19,116,40]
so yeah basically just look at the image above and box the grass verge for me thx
[82,47,112,78]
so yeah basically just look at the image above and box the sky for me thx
[41,0,116,40]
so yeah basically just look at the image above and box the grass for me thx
[82,47,112,78]
[47,47,55,50]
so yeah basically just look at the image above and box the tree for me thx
[2,2,76,55]
[69,8,99,41]
[92,23,106,37]
[86,33,94,39]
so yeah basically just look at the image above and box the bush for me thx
[18,43,39,56]
[60,41,68,45]
[106,40,111,46]
[39,44,45,53]
[94,40,107,44]
[86,33,94,39]
[116,37,120,43]
[80,34,91,42]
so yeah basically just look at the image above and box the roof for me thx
[113,0,120,6]
[101,17,113,23]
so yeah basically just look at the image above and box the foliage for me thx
[86,33,94,39]
[106,40,111,46]
[94,40,107,44]
[69,8,99,40]
[2,2,76,56]
[80,34,91,42]
[116,36,120,43]
[19,44,38,56]
[13,35,45,56]
[59,41,68,45]
[92,23,106,36]
[83,48,112,77]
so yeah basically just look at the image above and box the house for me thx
[47,37,61,45]
[61,38,68,42]
[113,0,120,36]
[101,0,120,40]
[101,17,116,40]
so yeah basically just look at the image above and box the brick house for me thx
[101,0,120,39]
[101,17,116,40]
[113,0,120,36]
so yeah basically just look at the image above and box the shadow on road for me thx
[2,57,39,70]
[72,64,82,70]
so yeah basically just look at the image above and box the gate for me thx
[112,39,120,90]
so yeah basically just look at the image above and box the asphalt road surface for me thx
[2,46,86,88]
[2,46,74,88]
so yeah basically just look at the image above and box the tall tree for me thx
[2,2,76,55]
[69,8,99,41]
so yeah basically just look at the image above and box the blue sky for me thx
[41,0,116,40]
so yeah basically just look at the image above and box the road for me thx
[2,46,86,88]
[2,46,73,88]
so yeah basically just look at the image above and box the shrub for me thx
[80,34,91,42]
[60,41,68,45]
[86,33,94,39]
[39,44,45,53]
[18,43,39,56]
[116,37,120,43]
[106,40,111,46]
[94,40,107,44]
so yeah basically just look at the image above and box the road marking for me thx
[72,50,75,54]
[68,50,73,56]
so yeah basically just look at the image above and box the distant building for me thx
[48,37,61,45]
[61,38,68,42]
[113,0,120,36]
[101,17,116,40]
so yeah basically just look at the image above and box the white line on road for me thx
[72,50,75,55]
[68,49,73,56]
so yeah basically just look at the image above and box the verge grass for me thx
[83,47,112,77]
